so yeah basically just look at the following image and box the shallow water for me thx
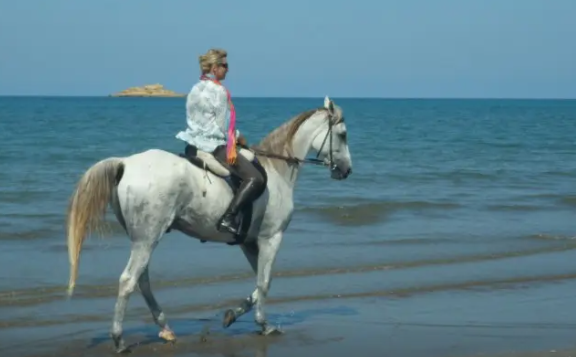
[1,96,576,355]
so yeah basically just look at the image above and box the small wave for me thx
[519,193,560,200]
[297,200,461,226]
[559,196,576,207]
[526,233,576,242]
[0,191,55,204]
[0,220,126,241]
[0,228,61,241]
[427,170,496,181]
[522,194,576,208]
[331,237,456,246]
[542,170,576,178]
[514,193,576,208]
[485,204,544,212]
[1,212,63,220]
[478,141,525,149]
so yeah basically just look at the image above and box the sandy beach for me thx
[2,264,576,357]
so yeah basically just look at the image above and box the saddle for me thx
[178,145,259,246]
[180,145,256,178]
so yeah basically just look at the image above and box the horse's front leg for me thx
[223,242,259,328]
[254,232,283,335]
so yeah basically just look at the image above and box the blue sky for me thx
[0,0,574,98]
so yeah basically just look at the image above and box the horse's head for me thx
[311,96,353,180]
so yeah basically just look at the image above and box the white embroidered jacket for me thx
[175,79,237,153]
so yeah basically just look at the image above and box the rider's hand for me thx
[237,134,248,148]
[227,150,237,165]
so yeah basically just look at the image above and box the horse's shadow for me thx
[87,305,358,352]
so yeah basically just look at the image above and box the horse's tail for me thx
[66,157,125,297]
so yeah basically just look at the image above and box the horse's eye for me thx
[339,132,347,140]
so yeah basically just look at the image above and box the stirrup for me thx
[217,214,240,234]
[227,232,247,246]
[218,223,240,235]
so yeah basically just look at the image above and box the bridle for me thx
[250,110,340,170]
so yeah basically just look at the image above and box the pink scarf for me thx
[200,74,237,164]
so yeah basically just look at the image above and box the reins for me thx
[249,148,327,166]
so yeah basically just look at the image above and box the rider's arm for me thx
[204,84,230,140]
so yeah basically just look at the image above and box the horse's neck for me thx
[291,112,325,161]
[277,112,326,186]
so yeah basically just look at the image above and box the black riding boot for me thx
[217,180,259,241]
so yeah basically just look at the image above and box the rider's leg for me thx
[212,145,266,236]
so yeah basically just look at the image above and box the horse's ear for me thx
[324,95,335,115]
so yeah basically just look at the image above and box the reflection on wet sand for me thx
[2,241,576,308]
[3,308,352,357]
[2,271,576,330]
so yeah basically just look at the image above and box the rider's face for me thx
[212,58,228,81]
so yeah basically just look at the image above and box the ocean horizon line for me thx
[0,94,575,101]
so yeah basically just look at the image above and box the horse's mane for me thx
[252,107,326,173]
[256,107,326,154]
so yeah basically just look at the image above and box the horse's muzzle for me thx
[331,166,352,180]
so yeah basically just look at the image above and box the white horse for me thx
[66,96,353,353]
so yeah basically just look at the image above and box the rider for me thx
[175,48,266,239]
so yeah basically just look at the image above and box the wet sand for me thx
[2,228,576,357]
[2,231,576,357]
[470,351,576,357]
[2,271,576,357]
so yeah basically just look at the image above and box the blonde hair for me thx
[199,48,227,74]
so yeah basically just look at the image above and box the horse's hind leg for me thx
[110,243,152,353]
[138,265,176,342]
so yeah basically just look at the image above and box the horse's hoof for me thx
[117,346,132,354]
[111,333,131,354]
[261,325,283,336]
[223,309,237,328]
[159,328,177,343]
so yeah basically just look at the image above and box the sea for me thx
[1,96,576,357]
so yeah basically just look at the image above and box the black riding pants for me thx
[212,145,267,211]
